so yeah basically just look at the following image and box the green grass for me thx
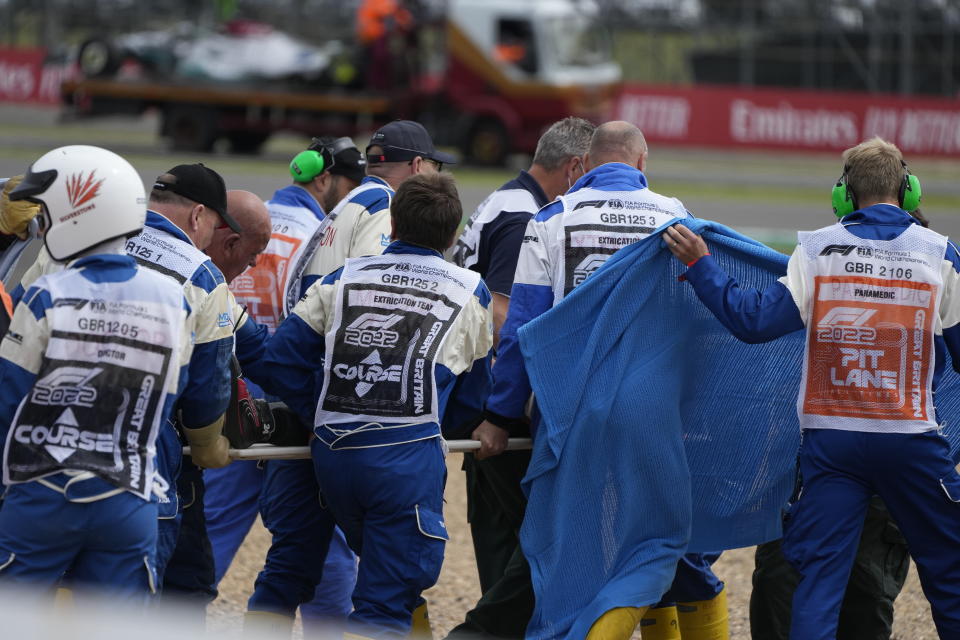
[0,122,158,147]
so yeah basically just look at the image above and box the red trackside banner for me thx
[0,47,73,105]
[616,84,960,157]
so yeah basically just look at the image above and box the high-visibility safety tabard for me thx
[316,252,481,427]
[230,202,322,330]
[797,223,948,433]
[4,267,184,498]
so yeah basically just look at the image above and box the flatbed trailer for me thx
[61,0,622,163]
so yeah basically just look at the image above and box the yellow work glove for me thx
[184,417,231,468]
[1,176,41,239]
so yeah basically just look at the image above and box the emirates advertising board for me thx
[0,48,74,105]
[616,84,960,156]
[3,46,960,156]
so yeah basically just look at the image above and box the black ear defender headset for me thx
[289,136,356,183]
[831,161,922,218]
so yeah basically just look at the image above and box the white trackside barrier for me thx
[184,438,534,460]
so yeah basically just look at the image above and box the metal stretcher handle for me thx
[183,438,534,460]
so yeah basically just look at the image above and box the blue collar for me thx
[72,253,137,270]
[515,170,549,208]
[269,185,325,220]
[383,240,442,258]
[146,211,194,246]
[840,203,917,228]
[361,175,393,191]
[569,162,648,194]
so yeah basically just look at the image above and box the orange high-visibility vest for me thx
[357,0,412,44]
[0,281,12,334]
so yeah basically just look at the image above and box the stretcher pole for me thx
[184,438,533,460]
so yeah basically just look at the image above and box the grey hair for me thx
[148,188,196,209]
[532,117,596,170]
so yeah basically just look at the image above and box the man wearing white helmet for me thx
[0,145,194,599]
[4,161,241,602]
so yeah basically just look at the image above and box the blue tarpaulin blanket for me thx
[517,217,960,639]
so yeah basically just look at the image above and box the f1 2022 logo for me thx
[31,366,103,407]
[572,254,610,286]
[344,313,403,348]
[815,306,878,345]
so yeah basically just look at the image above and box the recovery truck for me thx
[60,0,621,164]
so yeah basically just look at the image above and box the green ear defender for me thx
[289,150,327,183]
[832,174,856,218]
[899,171,922,213]
[831,163,923,218]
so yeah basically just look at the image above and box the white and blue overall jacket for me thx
[485,162,689,429]
[300,176,395,292]
[262,241,494,448]
[452,169,550,297]
[0,252,192,500]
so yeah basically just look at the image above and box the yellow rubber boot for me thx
[640,605,682,640]
[586,606,649,640]
[243,610,296,638]
[676,588,729,640]
[409,602,433,638]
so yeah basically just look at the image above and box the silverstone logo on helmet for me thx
[344,313,403,348]
[62,170,105,221]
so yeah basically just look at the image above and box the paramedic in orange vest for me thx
[665,137,960,640]
[205,140,365,636]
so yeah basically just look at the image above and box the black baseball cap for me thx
[308,136,367,183]
[329,146,366,183]
[153,163,241,233]
[365,120,456,165]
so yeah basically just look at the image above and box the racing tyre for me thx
[164,106,218,153]
[465,119,509,167]
[77,39,120,78]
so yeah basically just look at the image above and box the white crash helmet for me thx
[8,145,146,261]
